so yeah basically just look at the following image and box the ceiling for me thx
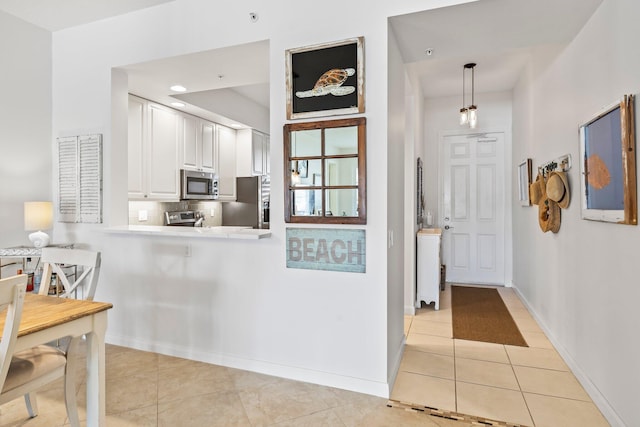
[389,0,603,98]
[0,0,174,31]
[0,0,604,119]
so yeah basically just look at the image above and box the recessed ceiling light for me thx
[170,85,187,92]
[171,102,185,108]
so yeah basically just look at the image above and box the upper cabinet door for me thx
[128,96,146,198]
[182,115,198,170]
[201,121,216,173]
[264,134,270,175]
[236,129,270,177]
[251,131,266,176]
[217,124,237,200]
[147,103,180,199]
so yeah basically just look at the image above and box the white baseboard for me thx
[511,286,626,427]
[387,335,406,396]
[105,334,389,398]
[404,304,416,315]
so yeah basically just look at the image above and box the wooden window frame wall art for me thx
[284,117,366,224]
[286,37,364,120]
[518,158,533,206]
[579,94,637,224]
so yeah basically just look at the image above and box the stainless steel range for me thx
[164,210,204,227]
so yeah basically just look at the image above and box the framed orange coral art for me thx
[579,94,636,224]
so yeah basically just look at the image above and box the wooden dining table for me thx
[0,293,113,426]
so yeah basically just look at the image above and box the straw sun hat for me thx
[545,171,570,209]
[529,173,544,205]
[533,172,561,234]
[539,196,561,233]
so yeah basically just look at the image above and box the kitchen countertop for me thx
[105,225,271,240]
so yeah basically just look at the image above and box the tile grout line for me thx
[505,309,536,427]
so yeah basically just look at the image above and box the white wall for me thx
[512,0,640,425]
[0,12,51,248]
[403,73,425,314]
[386,24,406,383]
[48,0,469,397]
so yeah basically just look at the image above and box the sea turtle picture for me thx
[296,68,356,98]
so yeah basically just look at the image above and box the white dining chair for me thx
[0,274,80,426]
[27,247,101,419]
[38,247,102,301]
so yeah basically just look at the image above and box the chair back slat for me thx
[0,275,27,392]
[37,248,101,301]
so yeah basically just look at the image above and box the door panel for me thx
[441,133,505,285]
[452,165,469,220]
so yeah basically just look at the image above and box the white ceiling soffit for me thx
[390,0,603,98]
[121,40,270,128]
[0,0,174,31]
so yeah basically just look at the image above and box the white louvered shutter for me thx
[58,136,79,222]
[57,135,103,223]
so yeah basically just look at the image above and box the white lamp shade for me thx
[24,201,53,231]
[24,202,53,248]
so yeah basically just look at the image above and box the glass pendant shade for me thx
[468,105,478,129]
[459,107,469,125]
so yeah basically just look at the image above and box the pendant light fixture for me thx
[459,63,478,129]
[459,64,468,125]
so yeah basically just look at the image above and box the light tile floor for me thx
[392,283,611,427]
[0,341,476,426]
[0,284,611,426]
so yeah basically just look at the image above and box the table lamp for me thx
[24,201,53,248]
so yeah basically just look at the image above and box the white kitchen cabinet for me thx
[201,121,216,172]
[236,129,270,176]
[217,124,237,200]
[128,96,145,198]
[128,95,180,201]
[181,115,216,174]
[181,114,198,170]
[416,228,442,310]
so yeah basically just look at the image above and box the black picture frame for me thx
[286,37,364,120]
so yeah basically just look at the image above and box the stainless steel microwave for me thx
[180,169,219,200]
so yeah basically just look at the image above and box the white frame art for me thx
[517,158,532,206]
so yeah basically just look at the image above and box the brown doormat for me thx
[452,286,527,347]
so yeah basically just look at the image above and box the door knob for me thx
[444,225,454,230]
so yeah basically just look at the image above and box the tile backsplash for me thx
[128,201,222,227]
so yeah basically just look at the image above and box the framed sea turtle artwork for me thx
[286,37,364,120]
[578,94,637,224]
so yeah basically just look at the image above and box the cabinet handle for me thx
[444,225,453,230]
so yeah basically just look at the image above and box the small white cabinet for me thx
[181,115,216,174]
[416,228,442,310]
[236,129,270,176]
[128,95,180,200]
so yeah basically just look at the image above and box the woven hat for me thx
[529,173,544,205]
[546,171,570,209]
[538,197,561,233]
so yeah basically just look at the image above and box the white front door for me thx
[440,132,505,285]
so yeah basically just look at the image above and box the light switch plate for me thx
[138,210,148,221]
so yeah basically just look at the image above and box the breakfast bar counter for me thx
[106,225,271,240]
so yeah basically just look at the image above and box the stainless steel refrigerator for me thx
[221,176,270,229]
